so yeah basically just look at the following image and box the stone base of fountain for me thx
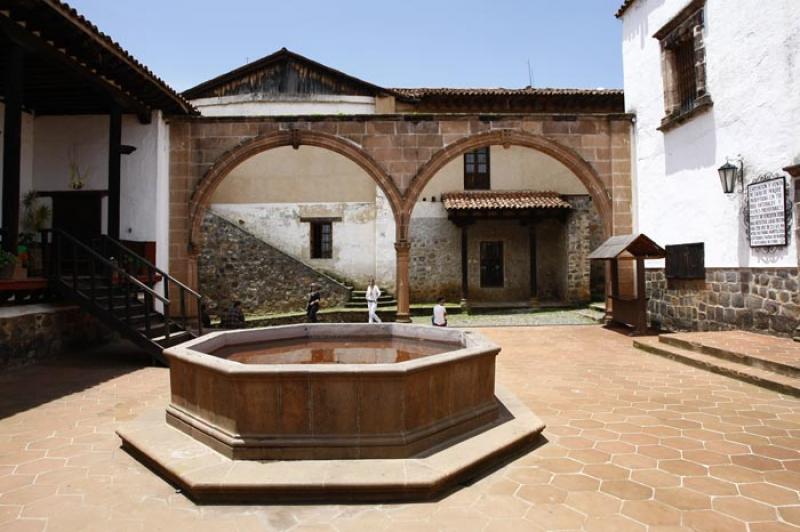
[117,385,544,503]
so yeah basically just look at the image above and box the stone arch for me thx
[401,129,613,238]
[189,129,404,249]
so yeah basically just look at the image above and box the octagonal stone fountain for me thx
[118,323,544,503]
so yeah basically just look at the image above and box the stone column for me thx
[394,240,411,323]
[460,224,469,308]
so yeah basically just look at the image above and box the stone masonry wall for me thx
[0,305,112,371]
[646,267,800,336]
[199,212,350,315]
[565,196,604,304]
[409,218,461,302]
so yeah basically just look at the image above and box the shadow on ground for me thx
[0,340,150,419]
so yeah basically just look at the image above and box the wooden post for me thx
[636,257,647,335]
[107,105,122,240]
[460,223,469,307]
[529,223,538,306]
[2,44,24,253]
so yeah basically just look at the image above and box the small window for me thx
[665,243,705,279]
[310,221,332,259]
[480,241,504,287]
[464,148,490,190]
[655,0,710,130]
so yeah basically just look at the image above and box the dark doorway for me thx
[43,191,105,242]
[480,241,504,287]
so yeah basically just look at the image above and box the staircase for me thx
[344,289,396,309]
[634,331,800,397]
[46,229,203,365]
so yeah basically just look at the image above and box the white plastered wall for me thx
[622,0,800,268]
[30,113,165,243]
[210,145,397,288]
[191,94,376,117]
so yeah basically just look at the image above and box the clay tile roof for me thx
[35,0,196,114]
[392,87,623,98]
[615,0,638,18]
[441,191,572,211]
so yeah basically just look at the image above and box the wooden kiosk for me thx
[588,234,665,335]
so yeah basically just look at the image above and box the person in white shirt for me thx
[366,278,382,324]
[432,297,448,327]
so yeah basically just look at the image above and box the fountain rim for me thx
[163,322,501,376]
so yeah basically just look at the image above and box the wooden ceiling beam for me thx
[0,11,152,123]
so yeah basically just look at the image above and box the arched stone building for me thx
[169,49,633,320]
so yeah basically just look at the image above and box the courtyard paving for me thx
[1,325,799,531]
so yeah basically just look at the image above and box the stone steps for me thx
[659,334,800,378]
[633,336,800,397]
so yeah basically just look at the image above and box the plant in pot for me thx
[20,191,52,275]
[0,249,16,280]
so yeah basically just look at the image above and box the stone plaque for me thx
[747,176,787,247]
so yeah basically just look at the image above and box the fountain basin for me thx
[164,323,500,460]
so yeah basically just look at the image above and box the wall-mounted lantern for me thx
[718,158,743,194]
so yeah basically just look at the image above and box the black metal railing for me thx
[46,229,179,342]
[94,235,204,335]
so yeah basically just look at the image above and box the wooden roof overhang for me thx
[0,0,195,122]
[588,234,666,261]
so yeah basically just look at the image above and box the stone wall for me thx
[565,196,604,304]
[0,305,111,371]
[409,217,461,302]
[646,267,800,336]
[199,212,351,315]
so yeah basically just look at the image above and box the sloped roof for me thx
[0,0,195,116]
[393,87,623,98]
[588,234,666,260]
[442,191,572,211]
[183,48,405,100]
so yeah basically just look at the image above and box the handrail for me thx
[47,229,170,305]
[99,235,202,298]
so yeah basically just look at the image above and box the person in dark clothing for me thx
[221,300,245,329]
[307,284,321,323]
[200,303,212,329]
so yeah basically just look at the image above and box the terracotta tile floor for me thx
[1,326,800,531]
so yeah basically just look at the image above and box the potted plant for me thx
[0,249,16,280]
[68,146,89,189]
[20,191,51,275]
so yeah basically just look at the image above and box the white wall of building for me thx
[191,94,376,117]
[30,113,166,243]
[622,0,800,267]
[209,145,396,288]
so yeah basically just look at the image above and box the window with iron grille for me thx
[464,148,490,190]
[480,241,504,287]
[655,0,711,130]
[665,243,705,279]
[310,221,332,259]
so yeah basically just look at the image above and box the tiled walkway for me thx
[665,331,800,373]
[1,326,799,531]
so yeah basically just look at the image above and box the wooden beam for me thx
[2,43,23,253]
[0,13,152,123]
[107,105,122,240]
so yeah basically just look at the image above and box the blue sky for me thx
[68,0,624,92]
